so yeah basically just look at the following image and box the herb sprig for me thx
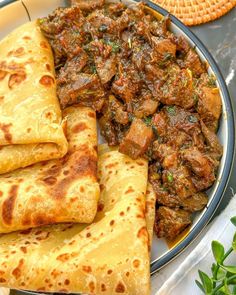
[196,216,236,294]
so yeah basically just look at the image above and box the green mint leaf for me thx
[220,265,236,274]
[195,280,205,293]
[212,240,225,263]
[232,232,236,251]
[198,270,213,293]
[223,278,231,294]
[230,216,236,227]
[211,262,217,275]
[216,291,228,295]
[217,268,226,281]
[233,232,236,243]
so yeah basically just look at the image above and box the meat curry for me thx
[39,0,223,240]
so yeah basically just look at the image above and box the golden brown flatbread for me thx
[0,21,68,174]
[0,147,151,295]
[0,106,100,233]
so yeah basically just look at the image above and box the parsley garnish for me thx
[143,116,152,126]
[104,40,120,53]
[167,172,174,183]
[207,75,217,88]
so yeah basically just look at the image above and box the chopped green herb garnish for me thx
[166,106,176,116]
[90,64,97,74]
[158,53,174,67]
[143,116,152,126]
[188,115,198,123]
[163,52,173,61]
[207,75,217,88]
[160,185,168,192]
[167,172,174,183]
[104,40,120,53]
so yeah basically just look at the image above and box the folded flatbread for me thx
[0,106,100,233]
[146,183,156,250]
[0,146,151,295]
[0,21,68,174]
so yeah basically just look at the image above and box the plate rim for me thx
[0,0,235,278]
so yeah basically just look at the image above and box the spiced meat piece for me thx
[119,119,153,159]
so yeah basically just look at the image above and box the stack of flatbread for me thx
[0,21,155,295]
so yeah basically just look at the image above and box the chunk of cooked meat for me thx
[154,179,207,212]
[165,106,200,136]
[198,86,222,126]
[109,95,129,125]
[132,42,152,71]
[119,118,153,159]
[183,49,205,77]
[40,1,223,240]
[57,50,88,84]
[86,10,117,36]
[143,64,165,98]
[134,99,159,118]
[160,66,194,109]
[151,37,176,60]
[152,112,168,137]
[99,115,118,146]
[39,6,85,64]
[152,142,178,168]
[107,2,126,17]
[70,0,104,11]
[162,166,196,199]
[57,73,105,109]
[155,207,191,240]
[181,147,215,179]
[150,16,169,37]
[180,192,208,212]
[112,76,137,104]
[112,58,142,104]
[95,54,117,84]
[174,35,191,55]
[39,6,83,35]
[200,120,223,160]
